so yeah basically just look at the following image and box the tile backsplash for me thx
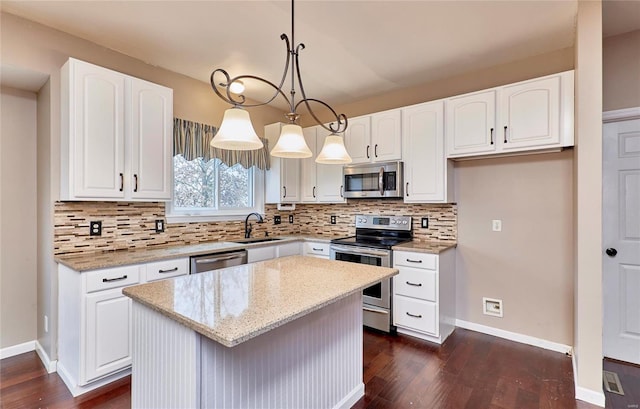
[54,200,456,256]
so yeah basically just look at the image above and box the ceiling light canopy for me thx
[209,0,350,163]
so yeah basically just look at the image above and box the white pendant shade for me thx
[210,108,263,150]
[315,133,352,164]
[270,124,312,158]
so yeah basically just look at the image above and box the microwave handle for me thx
[379,167,384,196]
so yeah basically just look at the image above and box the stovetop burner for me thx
[330,214,413,250]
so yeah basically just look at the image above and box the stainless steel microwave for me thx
[342,161,404,198]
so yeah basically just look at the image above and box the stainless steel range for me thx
[330,214,413,333]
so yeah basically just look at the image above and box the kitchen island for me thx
[123,255,398,409]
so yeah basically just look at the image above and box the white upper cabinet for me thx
[446,70,574,159]
[299,125,346,204]
[371,109,402,162]
[61,58,173,201]
[129,78,173,200]
[344,116,371,164]
[265,122,300,203]
[402,101,453,203]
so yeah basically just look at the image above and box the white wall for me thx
[0,87,38,348]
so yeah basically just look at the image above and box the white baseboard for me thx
[0,340,35,359]
[455,319,572,354]
[35,341,57,373]
[335,382,364,409]
[57,361,131,397]
[572,352,606,407]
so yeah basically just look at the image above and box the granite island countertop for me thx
[123,255,398,347]
[55,234,341,272]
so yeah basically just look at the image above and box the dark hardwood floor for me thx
[0,328,634,408]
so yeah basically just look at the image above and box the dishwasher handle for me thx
[194,254,244,264]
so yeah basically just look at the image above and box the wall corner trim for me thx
[35,340,58,373]
[454,319,572,354]
[603,107,640,123]
[572,353,606,407]
[0,340,36,360]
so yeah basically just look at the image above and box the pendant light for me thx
[315,133,352,164]
[209,0,349,160]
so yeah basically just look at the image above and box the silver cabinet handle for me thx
[378,167,384,196]
[103,275,127,283]
[406,281,422,287]
[158,267,178,274]
[406,312,422,318]
[406,258,422,263]
[340,185,344,198]
[312,247,323,251]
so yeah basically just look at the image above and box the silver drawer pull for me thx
[406,312,422,318]
[406,281,422,287]
[312,247,324,251]
[158,267,178,274]
[102,275,128,283]
[406,258,423,263]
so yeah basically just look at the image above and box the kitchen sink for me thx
[230,237,285,244]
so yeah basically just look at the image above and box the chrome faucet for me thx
[244,212,264,238]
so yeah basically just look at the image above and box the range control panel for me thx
[354,215,412,231]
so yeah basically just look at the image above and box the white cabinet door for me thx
[129,78,173,200]
[446,90,497,157]
[344,116,371,164]
[264,123,301,204]
[277,242,301,257]
[281,158,300,202]
[499,75,561,150]
[300,127,318,203]
[371,109,402,162]
[71,60,126,199]
[402,101,452,203]
[85,288,132,382]
[247,246,277,263]
[316,126,346,203]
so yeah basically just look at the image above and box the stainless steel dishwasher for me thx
[189,250,248,274]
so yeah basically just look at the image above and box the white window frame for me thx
[166,159,265,224]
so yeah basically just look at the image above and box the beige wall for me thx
[574,0,603,399]
[455,151,574,345]
[603,29,640,111]
[1,87,38,349]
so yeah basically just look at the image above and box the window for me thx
[167,154,264,222]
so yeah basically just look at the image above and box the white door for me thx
[500,76,561,150]
[281,158,300,203]
[603,118,640,365]
[402,101,448,203]
[371,109,402,162]
[446,90,497,157]
[85,289,132,382]
[316,126,346,203]
[72,60,126,198]
[300,127,318,203]
[344,116,371,164]
[129,78,173,200]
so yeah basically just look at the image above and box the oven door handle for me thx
[363,306,389,315]
[378,167,384,196]
[330,244,391,258]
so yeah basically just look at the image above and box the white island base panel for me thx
[131,293,364,409]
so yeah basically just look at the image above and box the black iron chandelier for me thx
[209,0,352,164]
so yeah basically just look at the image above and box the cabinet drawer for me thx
[145,258,188,282]
[85,265,141,293]
[393,267,437,301]
[394,251,437,270]
[394,296,437,335]
[303,242,330,257]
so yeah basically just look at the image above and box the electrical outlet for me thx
[274,215,281,225]
[90,221,102,236]
[330,215,336,224]
[421,218,429,228]
[155,219,165,233]
[483,297,503,317]
[44,315,48,333]
[492,219,502,232]
[289,215,294,223]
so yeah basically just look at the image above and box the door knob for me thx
[605,248,618,257]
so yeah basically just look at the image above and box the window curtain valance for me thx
[173,118,270,170]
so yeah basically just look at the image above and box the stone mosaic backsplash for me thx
[54,200,456,256]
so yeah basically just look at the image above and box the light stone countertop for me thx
[55,235,343,272]
[392,241,457,254]
[123,255,398,347]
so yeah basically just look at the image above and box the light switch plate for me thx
[421,218,429,228]
[289,215,294,223]
[155,219,165,233]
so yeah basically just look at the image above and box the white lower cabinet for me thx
[392,248,455,344]
[58,258,188,396]
[247,241,301,263]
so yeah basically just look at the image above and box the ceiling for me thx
[1,1,637,107]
